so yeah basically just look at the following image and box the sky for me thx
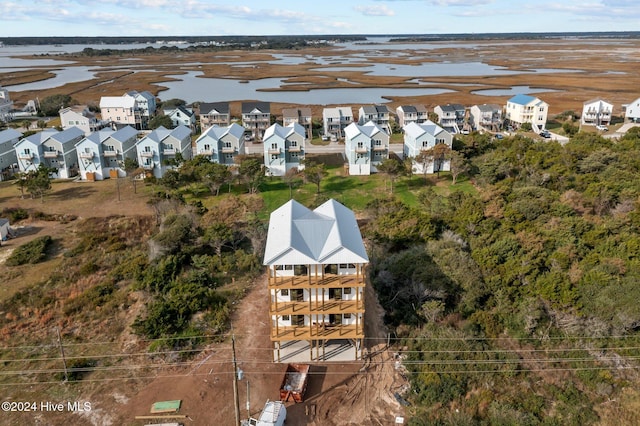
[1,0,639,37]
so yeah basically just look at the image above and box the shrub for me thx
[6,235,53,266]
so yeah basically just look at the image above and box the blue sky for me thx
[2,0,639,37]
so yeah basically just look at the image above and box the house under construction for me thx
[263,199,369,362]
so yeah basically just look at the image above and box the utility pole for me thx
[246,380,250,420]
[232,334,241,426]
[56,327,68,382]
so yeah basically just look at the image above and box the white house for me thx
[194,123,245,165]
[505,94,548,132]
[323,106,354,139]
[164,106,196,131]
[125,91,156,128]
[344,121,389,176]
[242,102,271,141]
[358,105,391,134]
[434,104,466,134]
[282,107,312,140]
[14,127,84,178]
[199,102,230,131]
[0,86,14,122]
[263,122,305,177]
[403,121,453,174]
[59,105,108,135]
[136,125,192,178]
[624,97,640,123]
[75,126,138,181]
[100,96,141,129]
[469,104,503,132]
[396,105,428,128]
[263,198,369,362]
[0,128,21,181]
[581,98,613,127]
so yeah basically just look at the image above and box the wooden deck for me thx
[270,324,363,341]
[270,299,364,315]
[268,274,364,290]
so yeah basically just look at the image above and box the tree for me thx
[21,120,31,130]
[159,98,186,109]
[432,143,451,177]
[283,167,302,199]
[376,157,403,193]
[415,149,435,183]
[302,161,327,194]
[403,156,415,180]
[237,156,265,194]
[15,172,28,199]
[123,157,141,193]
[449,150,469,185]
[149,114,174,129]
[37,120,47,129]
[25,165,54,202]
[198,162,232,196]
[39,94,73,116]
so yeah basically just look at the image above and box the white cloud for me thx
[354,5,395,16]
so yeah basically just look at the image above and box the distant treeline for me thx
[388,31,640,42]
[0,35,366,46]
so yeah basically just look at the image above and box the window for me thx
[271,143,278,149]
[223,142,232,148]
[290,141,297,147]
[343,313,351,319]
[271,154,278,160]
[356,153,366,159]
[282,315,290,321]
[144,146,151,152]
[290,152,298,158]
[343,288,352,295]
[105,145,114,152]
[204,144,210,151]
[281,289,289,296]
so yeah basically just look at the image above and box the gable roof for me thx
[403,120,447,139]
[164,105,194,118]
[204,123,245,140]
[398,105,417,113]
[144,125,191,144]
[264,122,306,140]
[0,128,22,145]
[282,107,312,119]
[110,125,138,142]
[344,121,384,140]
[199,102,229,115]
[263,199,368,266]
[242,101,270,114]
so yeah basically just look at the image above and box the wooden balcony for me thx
[199,150,213,156]
[355,146,368,153]
[270,299,364,315]
[163,148,176,155]
[288,145,301,152]
[79,152,94,159]
[268,147,281,155]
[221,146,235,154]
[372,145,386,151]
[140,151,154,158]
[268,274,365,290]
[43,151,59,158]
[18,153,33,160]
[270,324,363,341]
[103,150,118,157]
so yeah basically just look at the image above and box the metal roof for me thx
[264,122,305,140]
[100,96,136,109]
[199,102,229,114]
[263,199,369,266]
[0,128,22,145]
[403,120,447,139]
[508,94,538,106]
[242,101,270,114]
[344,121,384,140]
[196,123,245,142]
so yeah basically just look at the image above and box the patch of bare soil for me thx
[88,274,406,426]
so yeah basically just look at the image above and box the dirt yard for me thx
[0,179,408,426]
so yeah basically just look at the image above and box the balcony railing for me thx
[103,150,118,157]
[270,299,364,315]
[163,148,176,155]
[43,151,58,158]
[270,324,362,340]
[18,153,33,160]
[79,152,94,159]
[287,145,301,152]
[221,146,235,154]
[268,147,281,155]
[199,150,213,156]
[140,151,154,158]
[372,145,386,151]
[355,146,368,153]
[268,273,365,290]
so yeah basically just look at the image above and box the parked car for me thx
[596,124,608,131]
[540,130,551,139]
[494,133,504,140]
[321,134,330,141]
